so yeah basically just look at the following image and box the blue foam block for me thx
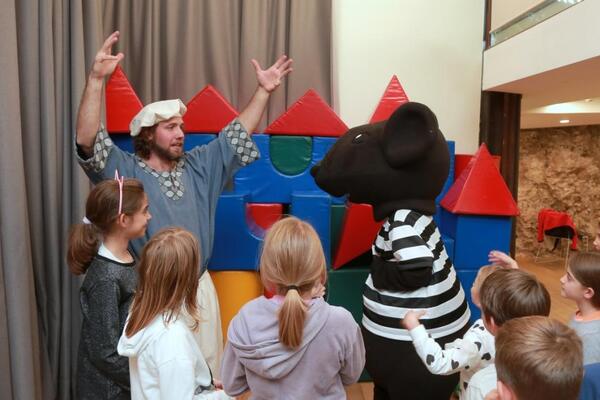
[436,140,455,204]
[110,133,217,154]
[451,215,512,270]
[456,269,480,321]
[208,192,263,271]
[442,235,455,262]
[290,191,332,266]
[232,134,342,204]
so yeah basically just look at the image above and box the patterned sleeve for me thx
[409,323,480,376]
[75,126,136,183]
[389,215,434,268]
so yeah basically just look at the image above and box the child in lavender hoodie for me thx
[221,217,366,399]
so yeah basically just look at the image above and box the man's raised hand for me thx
[90,31,124,80]
[251,55,293,93]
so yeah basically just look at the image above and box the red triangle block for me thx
[106,66,143,133]
[369,75,410,123]
[265,89,347,136]
[440,144,519,216]
[333,203,383,269]
[184,85,239,133]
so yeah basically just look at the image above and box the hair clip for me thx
[114,170,124,215]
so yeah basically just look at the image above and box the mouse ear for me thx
[382,102,439,168]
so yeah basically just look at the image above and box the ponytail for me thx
[67,223,100,275]
[278,287,308,349]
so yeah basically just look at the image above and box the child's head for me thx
[470,265,501,308]
[479,269,550,332]
[259,217,327,349]
[560,252,600,308]
[126,227,200,337]
[495,316,583,400]
[67,178,148,274]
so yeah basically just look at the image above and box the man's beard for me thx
[151,140,183,162]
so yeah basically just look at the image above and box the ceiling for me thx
[488,55,600,129]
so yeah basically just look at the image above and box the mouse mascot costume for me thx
[311,102,471,399]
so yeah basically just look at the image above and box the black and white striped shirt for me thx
[362,209,470,341]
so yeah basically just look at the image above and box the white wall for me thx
[332,0,485,153]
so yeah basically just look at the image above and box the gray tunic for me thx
[76,119,259,270]
[570,318,600,365]
[77,255,137,400]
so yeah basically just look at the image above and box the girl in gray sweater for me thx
[68,176,150,399]
[221,217,366,399]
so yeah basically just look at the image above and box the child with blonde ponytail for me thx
[221,217,366,399]
[68,176,150,400]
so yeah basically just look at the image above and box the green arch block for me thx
[269,136,312,176]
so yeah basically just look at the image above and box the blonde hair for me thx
[496,316,583,400]
[125,227,201,337]
[67,179,145,275]
[568,252,600,307]
[472,265,501,294]
[259,217,327,349]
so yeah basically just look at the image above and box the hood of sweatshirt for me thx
[227,296,330,380]
[117,313,190,358]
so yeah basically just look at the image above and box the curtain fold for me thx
[0,1,331,398]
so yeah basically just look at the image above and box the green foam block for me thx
[270,136,312,175]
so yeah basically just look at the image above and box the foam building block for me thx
[441,144,519,216]
[369,75,410,123]
[456,269,480,321]
[210,191,331,270]
[330,204,346,256]
[210,270,263,339]
[327,266,371,382]
[270,136,312,175]
[246,203,283,230]
[441,143,519,270]
[265,89,347,137]
[454,154,501,181]
[183,85,239,133]
[290,191,332,265]
[332,203,382,269]
[209,192,264,271]
[232,134,341,204]
[105,66,143,133]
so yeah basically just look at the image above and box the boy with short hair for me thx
[491,316,583,400]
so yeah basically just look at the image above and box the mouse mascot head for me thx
[311,102,449,220]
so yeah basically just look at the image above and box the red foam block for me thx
[184,85,239,133]
[246,203,283,230]
[265,89,347,136]
[454,154,501,181]
[106,66,143,133]
[369,75,410,123]
[441,144,519,216]
[333,203,383,269]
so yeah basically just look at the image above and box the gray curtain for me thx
[103,0,332,130]
[0,1,331,399]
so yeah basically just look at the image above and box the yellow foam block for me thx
[210,270,263,339]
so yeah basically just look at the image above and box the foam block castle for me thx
[106,68,519,334]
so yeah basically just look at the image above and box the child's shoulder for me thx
[323,302,358,327]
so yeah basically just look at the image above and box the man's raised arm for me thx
[76,31,124,156]
[237,55,293,135]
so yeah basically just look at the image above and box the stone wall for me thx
[516,125,600,254]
